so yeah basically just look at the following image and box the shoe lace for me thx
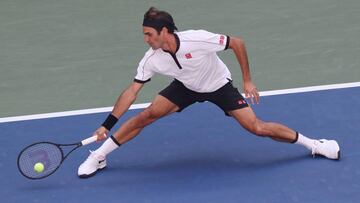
[85,150,96,162]
[311,140,320,158]
[311,148,316,157]
[86,150,105,162]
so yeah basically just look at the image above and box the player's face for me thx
[143,26,164,50]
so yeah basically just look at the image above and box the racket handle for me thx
[81,136,98,146]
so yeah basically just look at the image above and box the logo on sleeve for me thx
[219,35,225,45]
[185,53,192,59]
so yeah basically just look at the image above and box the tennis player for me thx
[78,7,340,178]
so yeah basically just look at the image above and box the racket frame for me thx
[17,136,96,180]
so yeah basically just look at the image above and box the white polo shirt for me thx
[134,29,232,93]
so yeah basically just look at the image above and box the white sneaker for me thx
[312,139,340,160]
[78,150,107,178]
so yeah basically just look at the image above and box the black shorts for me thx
[159,80,249,116]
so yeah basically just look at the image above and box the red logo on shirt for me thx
[185,53,192,59]
[219,35,225,45]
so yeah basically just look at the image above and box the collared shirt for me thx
[134,29,231,93]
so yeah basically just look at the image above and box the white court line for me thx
[0,103,151,123]
[1,81,359,123]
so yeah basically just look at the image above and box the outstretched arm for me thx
[95,81,144,141]
[111,82,144,118]
[228,36,259,104]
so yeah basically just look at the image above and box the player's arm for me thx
[228,36,259,104]
[94,47,154,141]
[111,81,144,118]
[94,81,144,140]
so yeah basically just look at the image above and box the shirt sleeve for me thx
[190,30,230,54]
[134,49,155,83]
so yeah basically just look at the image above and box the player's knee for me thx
[248,120,268,137]
[138,108,161,124]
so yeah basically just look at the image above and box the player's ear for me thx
[160,27,168,36]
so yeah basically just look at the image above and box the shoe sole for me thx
[78,165,106,179]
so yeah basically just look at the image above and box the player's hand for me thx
[93,126,109,142]
[243,81,260,105]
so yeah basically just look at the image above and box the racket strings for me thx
[18,143,63,179]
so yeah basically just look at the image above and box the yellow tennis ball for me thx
[34,162,44,173]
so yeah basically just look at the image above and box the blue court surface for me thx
[1,86,359,203]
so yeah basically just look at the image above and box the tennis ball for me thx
[34,162,44,173]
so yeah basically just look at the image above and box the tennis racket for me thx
[17,135,98,180]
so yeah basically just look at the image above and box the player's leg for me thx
[208,81,340,160]
[112,94,180,144]
[78,80,196,178]
[78,95,179,178]
[228,107,297,143]
[229,107,340,160]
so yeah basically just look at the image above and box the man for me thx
[78,7,340,178]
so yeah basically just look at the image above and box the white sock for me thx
[295,132,316,151]
[94,136,120,157]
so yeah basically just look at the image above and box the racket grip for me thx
[81,136,98,146]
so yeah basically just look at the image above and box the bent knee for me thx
[138,108,162,122]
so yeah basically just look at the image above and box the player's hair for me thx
[143,7,178,34]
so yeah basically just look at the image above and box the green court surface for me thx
[1,0,359,117]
